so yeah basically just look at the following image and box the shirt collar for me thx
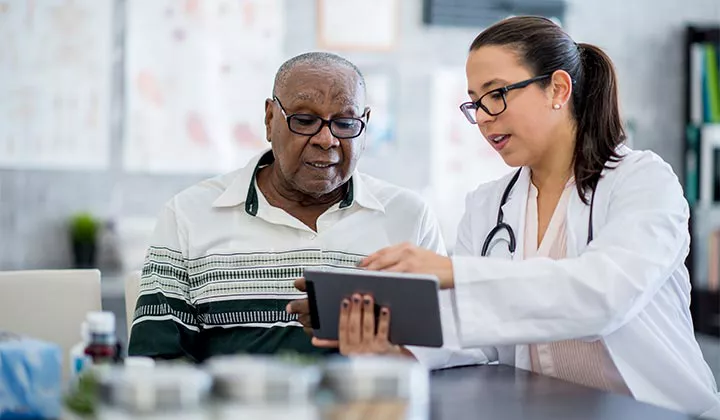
[528,175,576,195]
[348,171,385,213]
[211,149,385,215]
[211,150,271,211]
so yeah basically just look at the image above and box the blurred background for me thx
[0,0,718,376]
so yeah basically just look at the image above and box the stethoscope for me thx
[480,168,597,257]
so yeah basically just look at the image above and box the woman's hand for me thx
[359,242,455,289]
[313,294,411,358]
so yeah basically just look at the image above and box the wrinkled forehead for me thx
[280,64,365,111]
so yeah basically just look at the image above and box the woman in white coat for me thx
[318,16,720,418]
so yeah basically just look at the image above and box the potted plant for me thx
[69,212,99,268]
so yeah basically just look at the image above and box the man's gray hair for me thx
[272,52,366,96]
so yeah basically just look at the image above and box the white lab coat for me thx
[411,147,720,418]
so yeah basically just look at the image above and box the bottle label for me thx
[72,354,92,376]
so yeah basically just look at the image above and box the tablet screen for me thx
[304,268,443,347]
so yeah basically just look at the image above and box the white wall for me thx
[1,0,718,269]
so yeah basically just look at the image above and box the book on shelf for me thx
[685,125,700,204]
[708,229,720,291]
[685,27,720,335]
[698,125,720,206]
[689,42,720,125]
[686,35,720,207]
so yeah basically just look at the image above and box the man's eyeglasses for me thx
[273,96,367,139]
[459,74,552,124]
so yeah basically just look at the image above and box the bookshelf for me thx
[683,25,720,337]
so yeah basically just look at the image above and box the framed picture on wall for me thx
[317,0,399,51]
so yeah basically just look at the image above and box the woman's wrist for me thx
[439,256,455,289]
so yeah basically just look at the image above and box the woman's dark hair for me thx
[470,16,624,203]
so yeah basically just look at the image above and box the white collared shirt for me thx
[128,149,446,360]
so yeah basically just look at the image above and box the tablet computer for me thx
[304,268,443,348]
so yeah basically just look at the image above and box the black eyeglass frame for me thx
[273,96,368,139]
[459,74,552,123]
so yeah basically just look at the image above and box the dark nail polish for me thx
[381,308,389,316]
[364,297,371,305]
[353,296,360,303]
[342,300,349,308]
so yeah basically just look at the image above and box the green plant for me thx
[64,370,99,417]
[69,212,99,245]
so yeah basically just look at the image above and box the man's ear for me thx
[357,107,371,154]
[264,98,274,142]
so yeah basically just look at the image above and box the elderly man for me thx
[127,52,446,362]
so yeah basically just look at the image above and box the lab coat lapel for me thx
[499,167,531,261]
[565,189,590,258]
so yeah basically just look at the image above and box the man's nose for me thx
[309,123,340,149]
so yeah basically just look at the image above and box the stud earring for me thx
[553,104,561,110]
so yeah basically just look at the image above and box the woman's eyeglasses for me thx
[459,74,552,124]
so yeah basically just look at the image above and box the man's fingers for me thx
[298,314,312,328]
[294,277,307,292]
[286,298,308,314]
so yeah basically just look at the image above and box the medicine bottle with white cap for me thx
[83,311,119,366]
